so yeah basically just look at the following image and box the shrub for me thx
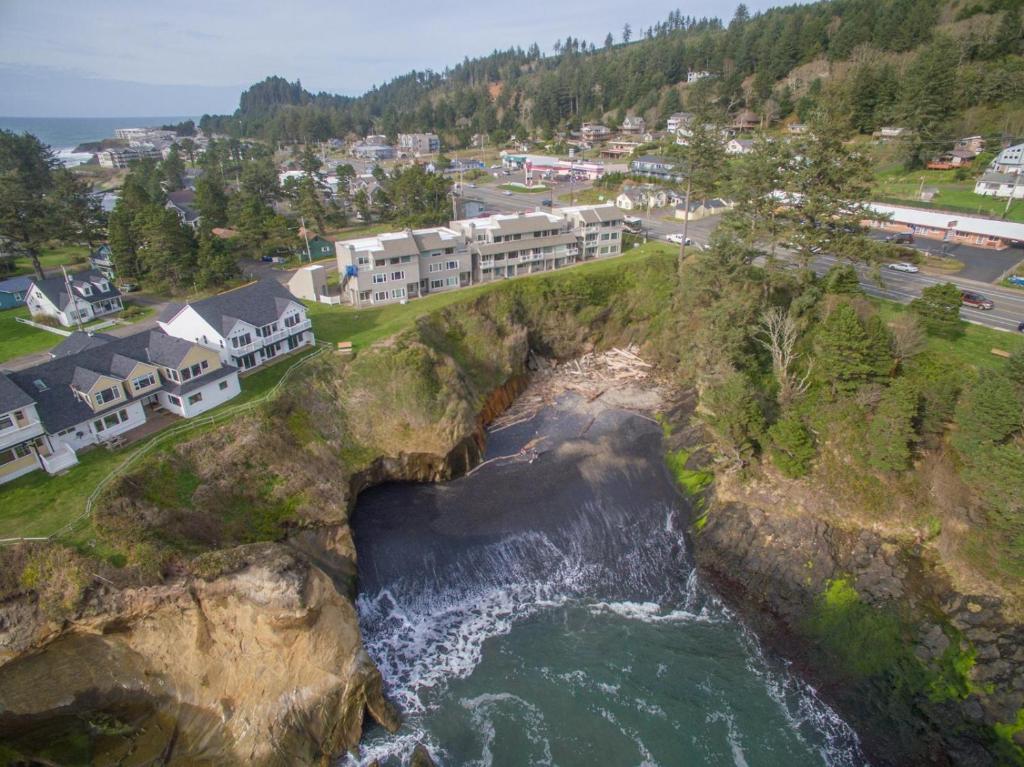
[19,545,91,620]
[768,414,816,477]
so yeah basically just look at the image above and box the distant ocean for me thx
[0,116,197,166]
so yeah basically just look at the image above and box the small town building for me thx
[88,244,116,280]
[974,172,1024,199]
[866,203,1024,250]
[630,155,684,182]
[398,133,441,156]
[166,190,201,230]
[674,198,733,221]
[990,143,1024,174]
[0,276,32,309]
[25,270,124,327]
[620,115,646,134]
[687,70,713,83]
[726,138,754,155]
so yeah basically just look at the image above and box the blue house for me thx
[0,276,32,310]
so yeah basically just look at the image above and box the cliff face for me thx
[691,497,1024,766]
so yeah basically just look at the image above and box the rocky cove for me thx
[1,253,1023,765]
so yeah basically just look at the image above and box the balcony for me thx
[39,442,78,474]
[0,418,45,451]
[232,319,313,355]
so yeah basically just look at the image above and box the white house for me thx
[159,280,315,371]
[974,172,1024,199]
[687,70,713,83]
[2,329,241,484]
[25,270,123,328]
[726,139,755,155]
[616,189,647,211]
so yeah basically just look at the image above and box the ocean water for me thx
[345,394,868,766]
[0,116,196,165]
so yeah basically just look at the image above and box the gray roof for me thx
[569,206,622,224]
[30,270,122,311]
[50,331,115,359]
[0,372,34,414]
[633,156,674,166]
[490,215,564,237]
[6,328,235,434]
[178,279,299,336]
[978,171,1020,185]
[0,276,32,295]
[475,232,578,256]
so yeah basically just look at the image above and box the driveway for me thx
[867,232,1024,283]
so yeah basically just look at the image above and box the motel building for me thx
[866,204,1024,251]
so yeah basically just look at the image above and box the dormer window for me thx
[94,386,121,405]
[97,280,109,292]
[78,285,93,297]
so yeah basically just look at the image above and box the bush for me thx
[19,545,90,620]
[768,415,816,477]
[911,282,963,339]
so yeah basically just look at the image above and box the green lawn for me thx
[0,307,64,363]
[498,183,549,193]
[872,168,1024,222]
[0,348,319,542]
[8,245,91,278]
[305,241,676,348]
[874,300,1024,371]
[558,188,615,205]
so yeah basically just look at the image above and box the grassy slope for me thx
[872,166,1024,223]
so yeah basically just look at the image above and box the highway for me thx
[463,184,1024,334]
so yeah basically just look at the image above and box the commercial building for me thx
[500,153,606,181]
[630,155,685,182]
[98,146,164,168]
[0,329,241,484]
[866,203,1024,250]
[398,133,441,156]
[159,280,315,371]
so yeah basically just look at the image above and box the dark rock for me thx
[410,742,437,767]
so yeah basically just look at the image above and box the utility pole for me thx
[679,174,692,263]
[1003,172,1022,220]
[61,265,84,332]
[300,216,312,263]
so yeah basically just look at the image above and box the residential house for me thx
[620,115,646,134]
[89,244,116,280]
[600,138,642,159]
[630,155,684,182]
[581,123,611,142]
[0,276,32,309]
[25,270,123,327]
[352,141,395,160]
[336,227,471,308]
[974,172,1024,199]
[990,143,1024,174]
[287,264,339,305]
[397,133,441,156]
[299,234,336,261]
[726,139,754,155]
[1,329,241,483]
[955,136,986,155]
[687,70,713,83]
[616,189,647,211]
[731,110,760,132]
[674,198,733,221]
[874,126,909,141]
[166,190,201,230]
[159,280,315,371]
[666,112,696,134]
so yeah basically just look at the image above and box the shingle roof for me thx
[0,372,35,414]
[0,276,32,295]
[144,330,196,367]
[70,366,105,392]
[178,280,298,336]
[50,331,115,359]
[30,270,122,311]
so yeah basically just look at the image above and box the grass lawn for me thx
[0,348,319,542]
[8,245,91,278]
[306,241,676,348]
[873,300,1024,372]
[872,168,1024,222]
[558,188,615,205]
[0,307,64,363]
[498,183,549,193]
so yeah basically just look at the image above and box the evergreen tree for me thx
[864,315,895,381]
[0,131,61,279]
[703,372,766,464]
[823,263,862,294]
[161,147,185,191]
[910,282,963,339]
[195,233,238,289]
[815,302,875,395]
[865,378,919,472]
[51,167,105,249]
[194,173,229,229]
[768,414,816,477]
[622,23,632,43]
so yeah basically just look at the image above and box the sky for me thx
[0,0,789,117]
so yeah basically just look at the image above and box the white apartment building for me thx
[398,133,441,156]
[335,227,471,308]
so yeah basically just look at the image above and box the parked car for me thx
[541,198,553,206]
[1018,320,1024,332]
[887,262,919,273]
[666,233,693,246]
[116,280,139,292]
[503,190,513,196]
[961,291,994,310]
[885,232,914,244]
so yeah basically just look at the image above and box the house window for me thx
[0,444,32,465]
[219,381,229,391]
[390,270,405,281]
[166,394,182,407]
[390,287,407,299]
[231,332,252,348]
[132,373,157,390]
[359,290,371,301]
[401,256,412,263]
[430,278,444,290]
[445,276,458,287]
[445,260,459,270]
[284,313,302,328]
[372,273,388,284]
[95,386,120,405]
[373,290,389,302]
[357,256,370,266]
[0,415,13,431]
[188,392,203,405]
[428,262,444,273]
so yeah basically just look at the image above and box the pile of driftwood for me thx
[490,346,654,431]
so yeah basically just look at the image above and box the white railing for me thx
[232,319,313,355]
[39,443,78,474]
[0,421,45,450]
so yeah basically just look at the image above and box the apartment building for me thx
[25,270,124,328]
[560,204,625,260]
[335,227,471,308]
[159,280,315,371]
[398,133,441,156]
[1,330,241,484]
[98,146,164,168]
[450,211,577,282]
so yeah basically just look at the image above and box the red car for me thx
[961,291,994,310]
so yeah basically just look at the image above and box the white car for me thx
[887,262,919,273]
[503,190,513,196]
[666,234,693,246]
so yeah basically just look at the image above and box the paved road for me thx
[866,231,1024,283]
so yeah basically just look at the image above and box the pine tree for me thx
[768,414,816,478]
[865,378,919,472]
[194,173,229,230]
[815,303,875,395]
[910,282,963,339]
[161,147,185,191]
[702,372,766,463]
[0,131,61,279]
